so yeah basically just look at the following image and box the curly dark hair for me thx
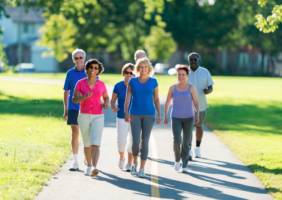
[85,58,104,75]
[188,52,201,61]
[176,65,189,75]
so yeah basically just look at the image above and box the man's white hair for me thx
[134,50,147,61]
[72,48,86,59]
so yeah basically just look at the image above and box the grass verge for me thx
[156,75,282,200]
[0,80,71,199]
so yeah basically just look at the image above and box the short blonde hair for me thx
[135,58,153,76]
[121,63,135,75]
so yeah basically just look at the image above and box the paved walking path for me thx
[1,76,273,199]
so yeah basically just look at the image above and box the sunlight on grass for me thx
[0,81,71,200]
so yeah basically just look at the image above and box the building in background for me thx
[0,7,57,72]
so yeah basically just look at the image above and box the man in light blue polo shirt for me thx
[63,49,87,171]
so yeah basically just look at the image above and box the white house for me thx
[0,6,57,72]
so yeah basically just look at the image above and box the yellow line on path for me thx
[150,134,160,199]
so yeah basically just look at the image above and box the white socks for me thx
[73,154,78,164]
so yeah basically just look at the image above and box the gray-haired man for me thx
[187,52,214,159]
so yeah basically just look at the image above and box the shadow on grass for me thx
[206,104,282,135]
[0,94,63,118]
[247,164,282,195]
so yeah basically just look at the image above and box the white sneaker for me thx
[189,150,193,160]
[138,169,145,178]
[131,163,138,175]
[118,158,125,169]
[174,162,181,171]
[84,167,91,176]
[125,163,132,171]
[182,167,188,173]
[90,167,99,177]
[69,162,79,171]
[194,147,201,158]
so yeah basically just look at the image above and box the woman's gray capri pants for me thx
[130,114,155,160]
[172,117,194,168]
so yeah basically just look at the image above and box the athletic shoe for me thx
[138,169,145,178]
[69,162,79,171]
[194,147,201,158]
[84,167,92,176]
[125,163,132,172]
[90,167,99,177]
[174,162,181,171]
[118,158,126,169]
[131,163,138,175]
[189,150,193,161]
[182,167,188,173]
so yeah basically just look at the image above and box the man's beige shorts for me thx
[194,110,206,127]
[77,113,104,147]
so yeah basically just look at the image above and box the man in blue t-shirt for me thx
[63,48,87,171]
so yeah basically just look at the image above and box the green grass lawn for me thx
[156,75,282,200]
[0,80,71,200]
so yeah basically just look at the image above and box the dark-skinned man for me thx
[187,52,214,159]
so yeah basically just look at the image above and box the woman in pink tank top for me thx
[163,65,199,173]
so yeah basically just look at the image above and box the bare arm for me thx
[163,85,174,125]
[204,85,213,94]
[124,85,132,122]
[72,90,91,103]
[102,92,109,110]
[153,86,161,124]
[110,93,119,113]
[191,85,200,124]
[63,90,69,121]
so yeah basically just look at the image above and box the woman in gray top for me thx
[163,65,199,173]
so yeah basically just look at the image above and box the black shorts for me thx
[67,109,79,125]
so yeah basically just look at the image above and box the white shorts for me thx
[78,113,104,147]
[117,118,132,153]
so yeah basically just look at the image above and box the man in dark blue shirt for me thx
[63,49,87,171]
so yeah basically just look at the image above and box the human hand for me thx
[85,92,93,99]
[163,117,168,125]
[63,112,68,121]
[195,116,200,124]
[102,104,108,110]
[125,113,130,122]
[203,89,209,94]
[156,116,161,124]
[112,107,120,113]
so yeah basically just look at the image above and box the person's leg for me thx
[71,124,79,162]
[172,118,182,163]
[194,110,207,158]
[181,117,194,168]
[130,115,142,165]
[140,115,155,170]
[117,118,128,158]
[91,145,100,167]
[89,115,104,168]
[127,122,133,164]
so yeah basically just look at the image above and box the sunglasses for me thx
[75,57,83,60]
[88,66,99,70]
[124,71,133,75]
[189,58,199,62]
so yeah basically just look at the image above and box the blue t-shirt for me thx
[113,81,131,119]
[128,77,158,115]
[63,67,87,111]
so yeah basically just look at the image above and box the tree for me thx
[254,0,282,33]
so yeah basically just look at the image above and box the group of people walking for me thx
[63,48,214,178]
